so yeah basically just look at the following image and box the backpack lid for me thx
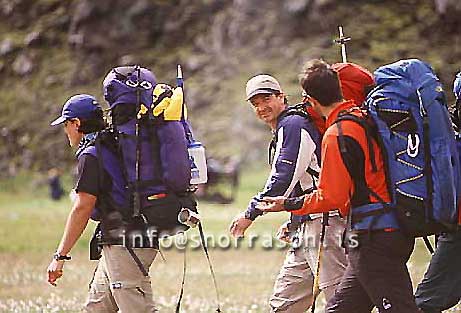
[371,59,447,110]
[373,59,437,94]
[454,72,461,99]
[103,66,156,108]
[331,62,375,105]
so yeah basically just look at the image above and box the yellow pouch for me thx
[164,87,185,121]
[152,84,172,117]
[152,84,187,121]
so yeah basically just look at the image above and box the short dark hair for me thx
[299,59,343,107]
[77,109,106,134]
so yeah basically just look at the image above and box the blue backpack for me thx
[356,59,461,236]
[102,66,194,234]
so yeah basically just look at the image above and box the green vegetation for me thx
[0,167,449,312]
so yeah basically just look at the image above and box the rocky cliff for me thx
[1,0,460,176]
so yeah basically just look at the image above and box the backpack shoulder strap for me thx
[279,103,313,121]
[334,111,378,172]
[334,111,387,206]
[95,131,131,216]
[269,104,313,164]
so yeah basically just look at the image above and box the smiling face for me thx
[63,119,83,147]
[249,93,287,129]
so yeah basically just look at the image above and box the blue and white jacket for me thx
[245,109,322,222]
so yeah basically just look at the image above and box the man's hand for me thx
[256,196,287,212]
[229,212,253,238]
[276,221,292,243]
[47,259,65,286]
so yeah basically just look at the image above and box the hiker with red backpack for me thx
[414,71,461,313]
[229,70,376,312]
[259,58,461,312]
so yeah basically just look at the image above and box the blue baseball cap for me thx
[454,72,461,99]
[50,94,101,126]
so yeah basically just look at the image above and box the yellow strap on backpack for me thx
[137,104,148,119]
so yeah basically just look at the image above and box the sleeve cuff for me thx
[284,196,305,211]
[244,208,263,221]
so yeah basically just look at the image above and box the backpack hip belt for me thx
[351,202,399,232]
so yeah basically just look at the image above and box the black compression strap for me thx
[268,136,277,165]
[153,89,173,108]
[306,167,319,178]
[126,246,149,277]
[351,207,387,223]
[423,116,433,219]
[423,236,434,254]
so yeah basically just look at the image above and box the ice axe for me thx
[333,25,351,63]
[311,28,350,313]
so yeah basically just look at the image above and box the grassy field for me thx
[0,167,456,312]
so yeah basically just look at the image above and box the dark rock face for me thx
[0,0,460,175]
[24,31,42,47]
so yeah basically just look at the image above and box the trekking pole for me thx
[134,65,142,219]
[198,222,222,313]
[175,234,188,313]
[333,25,351,63]
[177,64,184,90]
[175,66,221,312]
[311,213,329,313]
[177,65,187,123]
[177,64,195,145]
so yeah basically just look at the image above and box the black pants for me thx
[326,231,421,313]
[415,231,461,313]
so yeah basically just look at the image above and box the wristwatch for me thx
[53,253,71,261]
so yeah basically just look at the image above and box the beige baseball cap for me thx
[245,74,282,100]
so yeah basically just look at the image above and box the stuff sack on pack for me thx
[103,65,193,235]
[365,59,461,236]
[175,65,207,184]
[150,66,208,185]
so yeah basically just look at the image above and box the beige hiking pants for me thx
[269,216,348,313]
[84,245,158,313]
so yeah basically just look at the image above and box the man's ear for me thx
[307,95,321,107]
[74,118,83,132]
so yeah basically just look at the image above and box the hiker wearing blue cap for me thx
[46,93,106,281]
[414,71,461,313]
[46,93,158,312]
